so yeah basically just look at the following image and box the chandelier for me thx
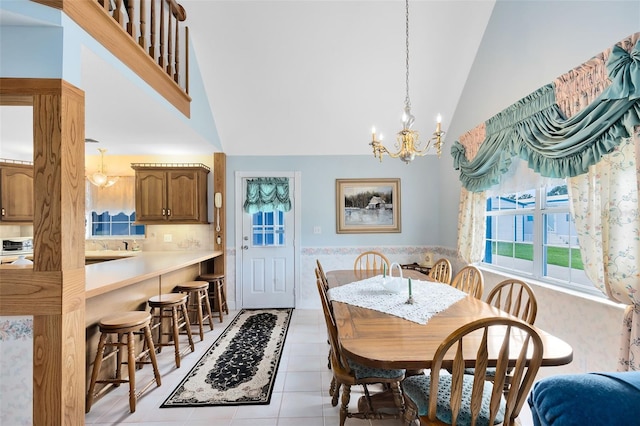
[87,148,119,188]
[369,0,445,164]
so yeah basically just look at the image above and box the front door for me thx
[238,173,297,308]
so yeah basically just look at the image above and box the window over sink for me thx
[85,177,145,237]
[87,211,145,237]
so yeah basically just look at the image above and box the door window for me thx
[251,210,285,246]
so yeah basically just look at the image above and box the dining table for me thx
[326,269,574,371]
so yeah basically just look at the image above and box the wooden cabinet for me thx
[132,164,210,224]
[0,162,34,222]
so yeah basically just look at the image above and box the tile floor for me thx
[85,309,535,425]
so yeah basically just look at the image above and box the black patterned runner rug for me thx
[160,308,293,407]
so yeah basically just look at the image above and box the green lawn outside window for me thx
[491,241,584,270]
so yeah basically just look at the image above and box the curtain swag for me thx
[452,38,640,193]
[243,177,292,214]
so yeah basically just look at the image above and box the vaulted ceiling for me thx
[0,1,495,160]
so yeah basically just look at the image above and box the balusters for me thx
[166,11,174,76]
[185,26,189,93]
[159,0,165,69]
[126,0,136,37]
[149,0,156,58]
[113,0,123,24]
[91,0,189,95]
[174,20,180,83]
[139,0,147,49]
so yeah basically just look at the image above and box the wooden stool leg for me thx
[86,332,108,413]
[215,282,224,322]
[142,324,162,386]
[201,289,214,331]
[170,306,182,368]
[115,333,124,385]
[220,285,229,314]
[193,291,205,341]
[180,301,195,352]
[127,331,137,412]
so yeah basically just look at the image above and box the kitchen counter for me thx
[85,250,221,299]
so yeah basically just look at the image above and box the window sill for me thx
[476,264,627,310]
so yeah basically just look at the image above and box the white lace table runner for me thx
[327,275,467,324]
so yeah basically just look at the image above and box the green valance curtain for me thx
[452,38,640,193]
[243,177,292,214]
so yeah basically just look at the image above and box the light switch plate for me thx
[163,234,172,242]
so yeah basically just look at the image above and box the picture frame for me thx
[336,178,401,234]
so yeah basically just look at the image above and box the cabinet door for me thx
[135,170,167,222]
[0,165,34,222]
[166,169,201,222]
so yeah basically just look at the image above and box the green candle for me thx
[383,263,386,278]
[408,278,412,297]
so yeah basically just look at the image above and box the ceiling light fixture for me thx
[369,0,446,164]
[87,148,119,188]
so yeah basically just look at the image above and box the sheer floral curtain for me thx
[568,135,639,370]
[457,188,486,263]
[452,33,640,371]
[85,176,135,214]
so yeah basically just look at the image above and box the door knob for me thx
[242,245,248,250]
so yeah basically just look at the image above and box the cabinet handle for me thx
[167,209,171,216]
[162,208,166,216]
[1,208,4,216]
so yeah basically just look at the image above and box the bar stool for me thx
[174,280,214,341]
[148,293,195,368]
[86,311,161,413]
[198,272,229,322]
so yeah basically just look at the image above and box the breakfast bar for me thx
[84,250,223,394]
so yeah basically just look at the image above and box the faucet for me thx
[123,241,129,251]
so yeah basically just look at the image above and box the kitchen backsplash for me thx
[86,224,215,252]
[0,225,33,239]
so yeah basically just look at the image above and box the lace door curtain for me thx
[243,177,292,214]
[453,34,640,370]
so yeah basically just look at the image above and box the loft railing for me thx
[96,0,189,92]
[33,0,192,116]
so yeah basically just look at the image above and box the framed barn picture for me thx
[335,178,401,234]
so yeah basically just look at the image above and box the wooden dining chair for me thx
[428,258,452,284]
[486,278,538,325]
[479,278,539,392]
[316,259,329,291]
[353,251,390,276]
[450,265,484,299]
[401,317,544,426]
[316,277,406,426]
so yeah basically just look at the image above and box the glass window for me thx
[87,211,145,237]
[484,183,593,293]
[251,210,285,247]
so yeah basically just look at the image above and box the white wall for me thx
[226,155,443,247]
[480,269,626,376]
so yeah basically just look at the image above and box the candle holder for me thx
[406,277,414,304]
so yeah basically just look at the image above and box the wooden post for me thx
[0,78,86,425]
[213,153,226,280]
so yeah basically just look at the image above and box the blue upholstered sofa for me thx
[527,372,640,425]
